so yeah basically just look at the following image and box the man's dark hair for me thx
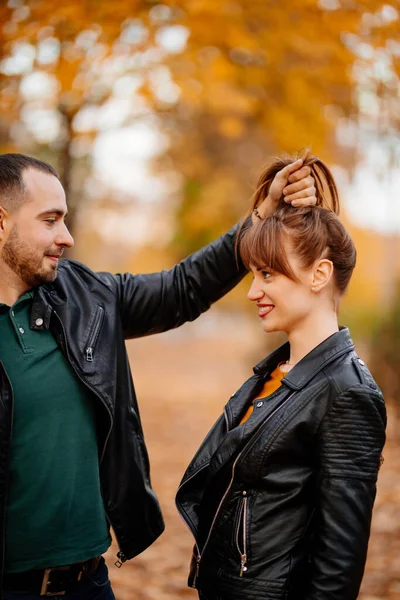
[0,153,59,212]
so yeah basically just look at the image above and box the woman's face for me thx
[248,248,317,335]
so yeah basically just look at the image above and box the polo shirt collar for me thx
[0,285,60,331]
[0,291,33,312]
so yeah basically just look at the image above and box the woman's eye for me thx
[262,271,272,280]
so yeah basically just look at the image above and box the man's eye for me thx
[45,219,56,224]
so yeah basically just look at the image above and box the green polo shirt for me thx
[0,293,111,573]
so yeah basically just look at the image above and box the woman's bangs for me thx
[240,219,295,279]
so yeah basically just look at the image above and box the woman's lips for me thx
[257,304,275,318]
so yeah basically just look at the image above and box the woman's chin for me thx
[261,317,280,333]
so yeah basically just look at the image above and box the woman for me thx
[176,153,386,600]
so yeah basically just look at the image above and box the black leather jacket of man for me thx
[0,223,247,594]
[176,329,386,600]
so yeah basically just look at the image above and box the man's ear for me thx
[0,205,9,241]
[310,259,334,292]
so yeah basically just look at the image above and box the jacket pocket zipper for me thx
[235,491,248,576]
[180,391,296,588]
[86,306,104,362]
[52,311,122,565]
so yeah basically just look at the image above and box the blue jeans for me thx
[3,559,115,600]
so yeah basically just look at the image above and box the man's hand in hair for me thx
[254,159,317,222]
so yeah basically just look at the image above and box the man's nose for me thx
[56,223,74,248]
[247,278,264,301]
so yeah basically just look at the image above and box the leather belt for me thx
[3,556,102,596]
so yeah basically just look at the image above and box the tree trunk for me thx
[59,110,77,236]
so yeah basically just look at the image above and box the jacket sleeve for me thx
[306,385,386,600]
[99,220,248,339]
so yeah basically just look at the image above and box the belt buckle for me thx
[40,566,70,596]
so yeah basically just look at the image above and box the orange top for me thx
[240,365,285,424]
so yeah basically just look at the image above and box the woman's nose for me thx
[247,278,264,302]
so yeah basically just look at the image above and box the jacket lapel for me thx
[180,369,290,488]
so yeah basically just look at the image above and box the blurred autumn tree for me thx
[0,2,14,148]
[0,0,398,242]
[370,280,400,420]
[154,0,400,253]
[0,1,154,229]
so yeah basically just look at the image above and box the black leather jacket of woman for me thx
[0,223,246,597]
[176,329,386,600]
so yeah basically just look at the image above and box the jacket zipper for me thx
[52,311,127,566]
[0,367,14,599]
[53,312,112,464]
[181,391,296,588]
[235,491,248,576]
[85,306,104,362]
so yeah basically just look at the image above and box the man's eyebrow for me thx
[37,209,68,218]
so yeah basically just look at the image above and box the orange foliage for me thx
[0,1,397,174]
[0,1,398,283]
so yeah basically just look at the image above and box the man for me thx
[0,153,315,599]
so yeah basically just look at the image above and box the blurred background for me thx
[1,0,400,598]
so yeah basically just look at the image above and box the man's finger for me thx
[284,187,316,203]
[287,165,312,183]
[278,159,303,180]
[290,196,318,207]
[283,176,314,196]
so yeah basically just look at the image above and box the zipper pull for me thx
[86,347,93,362]
[240,554,247,577]
[115,551,127,568]
[192,555,201,588]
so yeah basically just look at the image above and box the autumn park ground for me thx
[101,316,400,600]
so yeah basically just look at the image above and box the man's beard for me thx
[2,224,60,289]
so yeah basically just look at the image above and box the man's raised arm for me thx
[98,159,315,339]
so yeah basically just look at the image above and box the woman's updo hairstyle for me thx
[240,151,356,295]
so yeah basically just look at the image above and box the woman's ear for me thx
[311,259,334,292]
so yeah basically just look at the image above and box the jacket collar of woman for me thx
[253,327,354,392]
